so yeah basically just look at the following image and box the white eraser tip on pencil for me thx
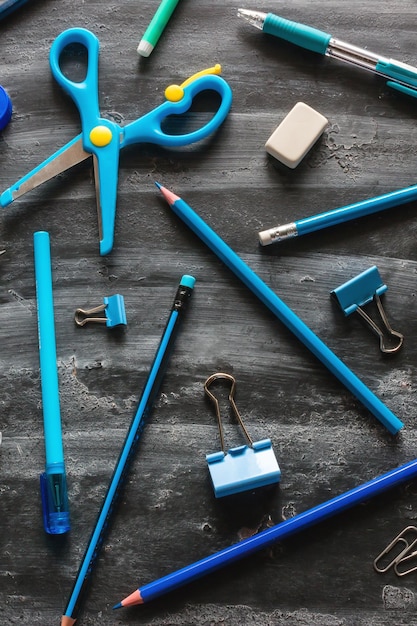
[258,229,272,246]
[265,102,328,169]
[137,40,154,57]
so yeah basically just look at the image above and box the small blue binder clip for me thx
[74,294,127,328]
[204,373,281,498]
[331,266,403,354]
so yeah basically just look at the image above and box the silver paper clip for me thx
[204,373,281,498]
[373,526,417,575]
[393,542,417,576]
[75,294,127,328]
[331,266,403,354]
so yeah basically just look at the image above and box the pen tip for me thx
[154,181,162,189]
[112,602,122,610]
[60,616,77,626]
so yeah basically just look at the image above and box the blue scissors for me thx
[0,28,233,255]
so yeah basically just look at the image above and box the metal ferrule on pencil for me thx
[173,281,194,311]
[258,222,298,246]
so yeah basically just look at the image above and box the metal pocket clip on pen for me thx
[374,526,417,576]
[204,373,281,498]
[75,294,127,328]
[331,266,404,354]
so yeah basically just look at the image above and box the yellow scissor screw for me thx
[165,64,222,102]
[90,125,113,147]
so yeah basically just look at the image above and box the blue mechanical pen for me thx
[238,9,417,100]
[34,231,70,535]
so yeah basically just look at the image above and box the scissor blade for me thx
[0,135,90,207]
[92,140,120,256]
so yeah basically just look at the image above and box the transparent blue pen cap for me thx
[40,466,70,534]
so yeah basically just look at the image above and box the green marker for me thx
[138,0,181,57]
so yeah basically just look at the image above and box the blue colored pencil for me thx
[61,275,195,626]
[115,457,417,607]
[152,183,402,435]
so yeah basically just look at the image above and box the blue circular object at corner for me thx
[0,85,12,130]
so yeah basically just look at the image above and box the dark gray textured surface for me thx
[2,1,417,624]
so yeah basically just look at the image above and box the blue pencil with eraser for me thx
[258,182,417,246]
[61,274,195,626]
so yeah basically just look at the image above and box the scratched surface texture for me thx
[2,0,417,625]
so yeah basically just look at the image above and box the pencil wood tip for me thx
[60,615,76,626]
[116,589,144,608]
[155,182,180,206]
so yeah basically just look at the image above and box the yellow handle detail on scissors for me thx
[89,125,113,147]
[165,64,222,102]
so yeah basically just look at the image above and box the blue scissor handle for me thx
[122,73,233,148]
[50,28,121,256]
[49,28,105,136]
[47,29,232,256]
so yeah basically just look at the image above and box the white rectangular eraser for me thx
[265,102,328,169]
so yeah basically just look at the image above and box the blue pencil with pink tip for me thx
[115,456,417,608]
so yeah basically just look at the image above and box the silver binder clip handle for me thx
[355,293,404,354]
[75,303,107,327]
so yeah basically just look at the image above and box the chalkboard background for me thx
[2,1,417,624]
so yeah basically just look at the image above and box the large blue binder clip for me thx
[331,266,403,354]
[74,294,127,328]
[204,373,281,498]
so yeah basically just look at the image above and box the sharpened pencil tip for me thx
[114,589,144,607]
[60,616,77,626]
[155,182,180,206]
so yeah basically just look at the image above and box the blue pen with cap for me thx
[34,231,70,535]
